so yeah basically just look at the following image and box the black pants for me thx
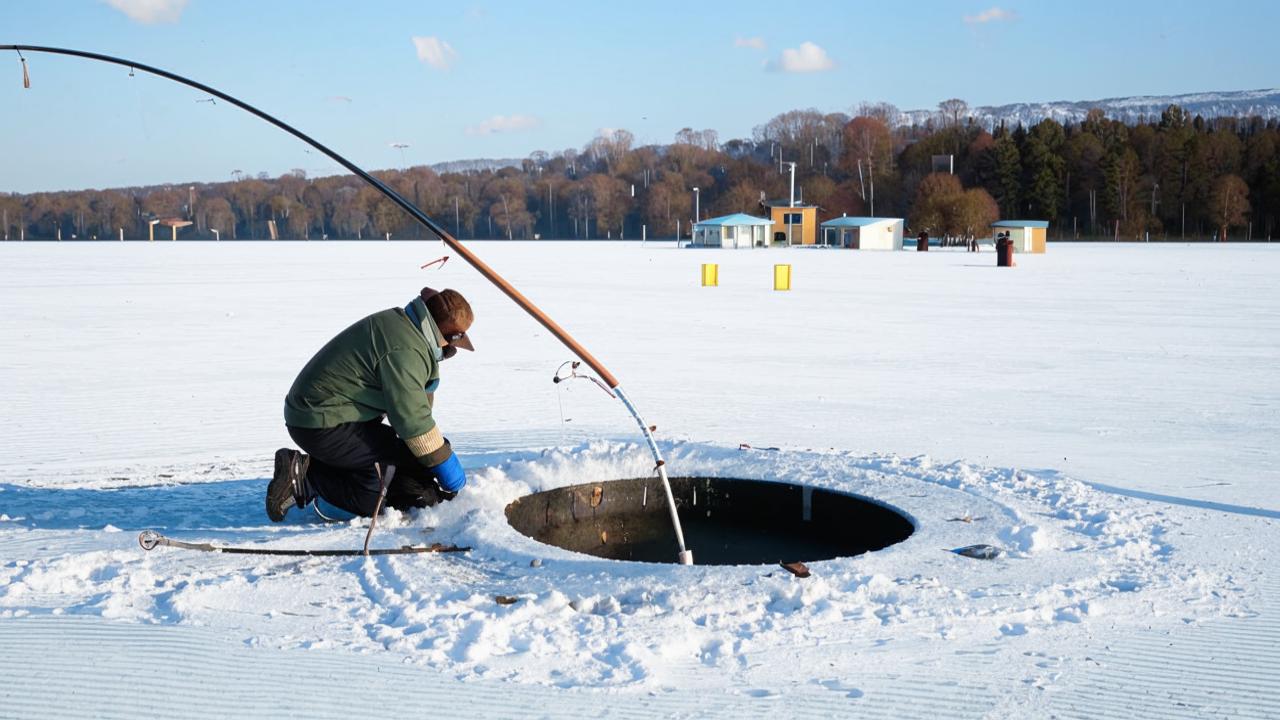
[287,419,441,516]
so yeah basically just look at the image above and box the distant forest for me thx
[3,100,1278,242]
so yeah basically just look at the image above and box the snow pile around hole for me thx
[0,441,1241,688]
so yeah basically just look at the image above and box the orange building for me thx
[762,200,819,246]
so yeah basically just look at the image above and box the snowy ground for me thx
[1,241,1277,718]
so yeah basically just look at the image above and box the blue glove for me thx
[429,452,466,493]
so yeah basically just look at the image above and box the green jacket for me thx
[283,297,451,465]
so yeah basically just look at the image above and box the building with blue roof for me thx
[819,216,905,250]
[691,213,774,248]
[992,220,1049,253]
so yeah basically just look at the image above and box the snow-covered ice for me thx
[1,241,1277,717]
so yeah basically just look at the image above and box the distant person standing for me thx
[266,287,475,521]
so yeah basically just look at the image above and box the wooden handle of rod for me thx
[438,234,620,389]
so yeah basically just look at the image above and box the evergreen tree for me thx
[1154,105,1197,237]
[1023,120,1067,221]
[1065,130,1105,235]
[992,131,1022,217]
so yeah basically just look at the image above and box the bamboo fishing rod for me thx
[5,44,693,564]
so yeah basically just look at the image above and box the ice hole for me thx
[505,477,914,565]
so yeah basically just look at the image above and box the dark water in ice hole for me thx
[505,477,915,565]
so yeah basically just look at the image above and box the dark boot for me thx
[267,448,310,522]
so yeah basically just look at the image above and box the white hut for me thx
[819,216,904,250]
[691,213,774,249]
[991,220,1048,253]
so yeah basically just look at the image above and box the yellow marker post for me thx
[773,264,791,291]
[701,263,718,287]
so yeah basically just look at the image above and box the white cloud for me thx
[964,7,1017,24]
[466,114,540,136]
[412,36,458,70]
[734,36,766,50]
[103,0,188,24]
[766,42,835,73]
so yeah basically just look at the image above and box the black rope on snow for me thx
[137,530,470,557]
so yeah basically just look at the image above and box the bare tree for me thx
[938,98,969,128]
[955,188,1000,239]
[1210,174,1249,241]
[856,101,901,128]
[203,197,236,238]
[842,116,893,215]
[911,172,964,237]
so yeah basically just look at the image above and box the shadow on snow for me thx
[0,479,315,534]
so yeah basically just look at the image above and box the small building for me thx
[150,217,193,242]
[691,213,774,248]
[762,200,819,246]
[820,216,905,250]
[992,220,1048,253]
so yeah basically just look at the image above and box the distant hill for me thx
[423,92,1280,173]
[899,89,1280,128]
[429,158,523,174]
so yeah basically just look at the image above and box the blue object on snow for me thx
[950,544,1003,559]
[431,453,466,493]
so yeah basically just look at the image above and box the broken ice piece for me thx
[780,561,811,578]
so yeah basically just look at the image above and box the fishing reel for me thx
[138,529,162,551]
[552,360,614,397]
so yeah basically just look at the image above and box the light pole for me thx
[785,162,797,245]
[693,187,700,223]
[390,142,409,169]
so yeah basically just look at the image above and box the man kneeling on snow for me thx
[266,287,474,521]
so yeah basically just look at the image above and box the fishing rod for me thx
[5,44,693,565]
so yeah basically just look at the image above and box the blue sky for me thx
[2,0,1277,192]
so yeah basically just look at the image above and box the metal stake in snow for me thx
[363,464,395,556]
[3,44,693,565]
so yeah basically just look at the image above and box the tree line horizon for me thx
[2,99,1276,243]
